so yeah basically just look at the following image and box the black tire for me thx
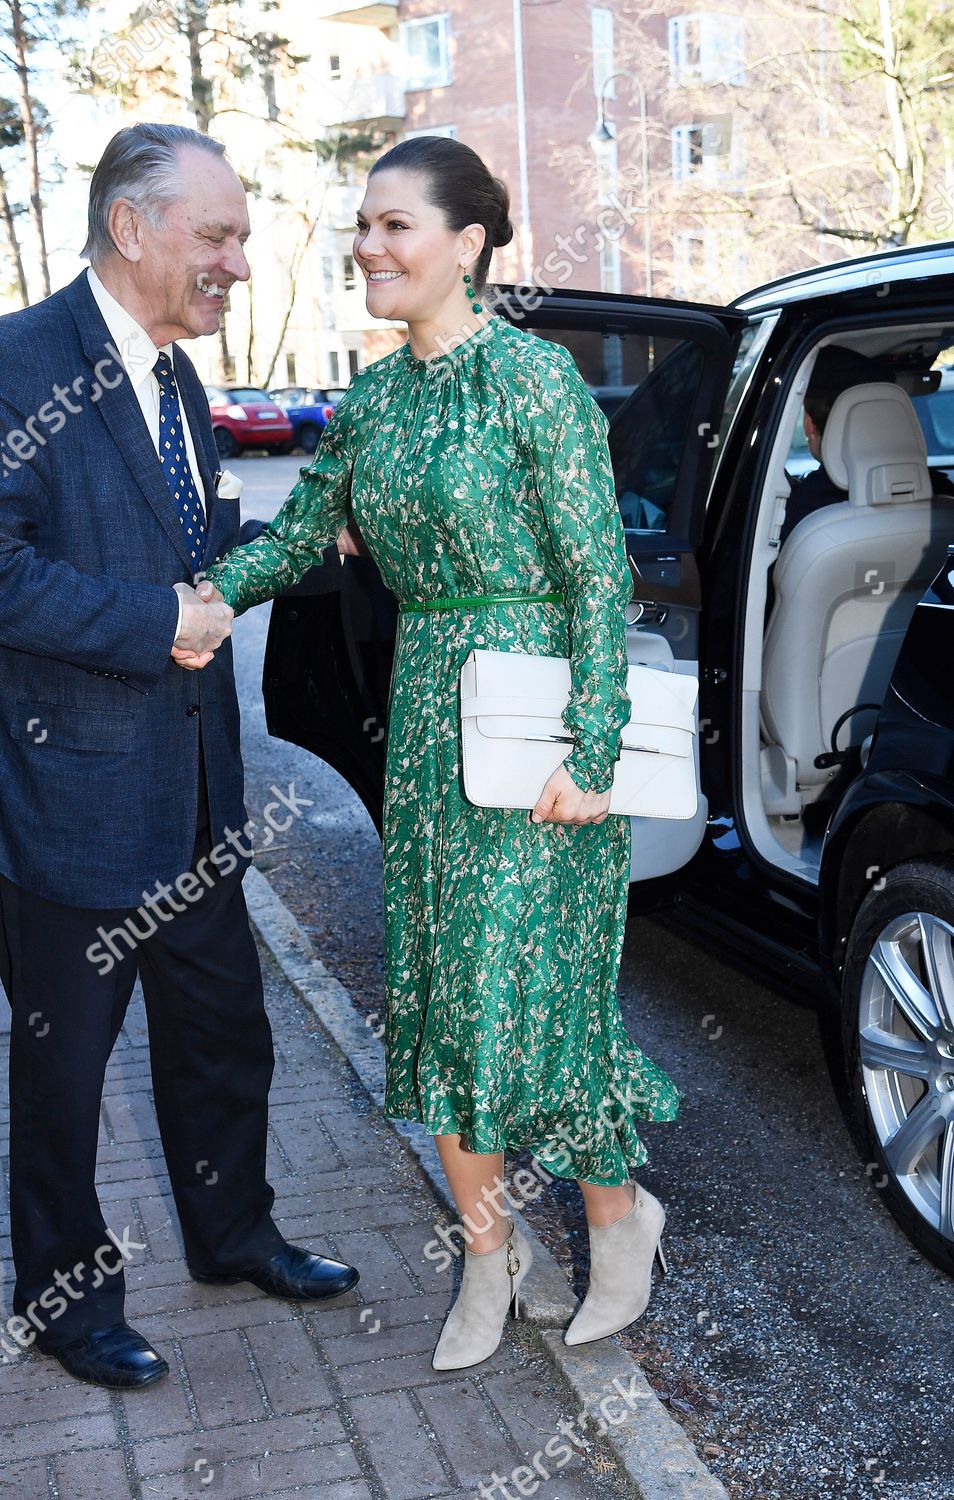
[298,422,321,454]
[841,857,954,1275]
[214,426,238,460]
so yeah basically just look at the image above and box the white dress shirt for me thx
[86,267,207,640]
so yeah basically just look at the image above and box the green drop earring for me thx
[463,271,482,315]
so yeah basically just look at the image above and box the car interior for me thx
[742,324,954,884]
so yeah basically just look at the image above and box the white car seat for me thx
[761,382,954,815]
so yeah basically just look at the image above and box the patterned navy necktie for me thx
[153,351,206,568]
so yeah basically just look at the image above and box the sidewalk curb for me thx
[244,864,728,1500]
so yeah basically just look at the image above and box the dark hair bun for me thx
[490,177,514,248]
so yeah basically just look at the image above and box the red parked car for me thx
[204,385,294,460]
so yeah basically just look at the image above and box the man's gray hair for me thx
[83,123,226,264]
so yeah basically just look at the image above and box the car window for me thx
[228,388,269,403]
[911,387,954,452]
[527,326,708,536]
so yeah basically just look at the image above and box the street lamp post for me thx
[590,70,652,298]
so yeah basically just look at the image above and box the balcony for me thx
[315,0,398,25]
[321,73,405,130]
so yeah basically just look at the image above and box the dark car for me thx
[204,385,294,460]
[267,386,345,454]
[254,244,954,1274]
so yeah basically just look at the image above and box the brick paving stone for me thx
[0,1373,110,1427]
[1,1412,118,1464]
[0,1459,49,1496]
[133,1409,350,1478]
[135,1298,307,1343]
[333,1343,528,1398]
[317,1309,454,1368]
[303,1291,448,1339]
[53,1446,130,1500]
[413,1378,526,1490]
[327,1231,424,1301]
[179,1328,271,1426]
[120,1357,197,1442]
[136,1189,186,1264]
[138,1441,362,1499]
[348,1390,453,1500]
[243,1318,336,1416]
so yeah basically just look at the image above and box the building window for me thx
[592,7,615,99]
[673,229,712,295]
[342,254,357,292]
[329,53,341,81]
[400,14,452,91]
[286,351,297,383]
[672,118,745,189]
[673,227,746,297]
[328,351,340,384]
[321,255,335,298]
[668,14,745,86]
[348,349,360,377]
[404,123,457,139]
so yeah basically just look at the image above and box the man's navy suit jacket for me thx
[0,271,250,908]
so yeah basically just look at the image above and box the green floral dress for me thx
[205,315,681,1184]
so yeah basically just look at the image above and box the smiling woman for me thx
[353,135,514,361]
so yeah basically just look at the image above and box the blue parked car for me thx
[267,386,345,454]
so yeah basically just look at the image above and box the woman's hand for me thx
[336,523,366,558]
[531,764,611,826]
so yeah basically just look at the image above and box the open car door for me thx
[262,286,746,868]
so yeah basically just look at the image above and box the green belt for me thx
[399,590,564,614]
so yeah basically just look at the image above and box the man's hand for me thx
[531,764,611,826]
[173,581,233,661]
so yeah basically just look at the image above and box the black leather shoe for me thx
[190,1242,360,1301]
[39,1323,169,1389]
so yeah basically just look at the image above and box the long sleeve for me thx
[204,389,359,616]
[0,390,180,686]
[523,346,633,794]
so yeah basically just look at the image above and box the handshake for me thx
[171,579,232,670]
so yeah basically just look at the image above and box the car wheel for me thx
[214,427,238,460]
[842,858,954,1274]
[298,422,321,454]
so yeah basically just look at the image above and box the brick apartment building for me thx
[81,0,832,390]
[269,1,790,388]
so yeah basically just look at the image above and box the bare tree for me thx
[0,93,27,303]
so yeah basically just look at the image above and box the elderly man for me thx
[0,123,358,1390]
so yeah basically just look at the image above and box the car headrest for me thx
[821,382,932,505]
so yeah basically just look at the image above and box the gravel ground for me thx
[230,455,954,1500]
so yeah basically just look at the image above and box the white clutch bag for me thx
[459,648,699,819]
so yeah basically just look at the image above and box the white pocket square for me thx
[215,468,243,499]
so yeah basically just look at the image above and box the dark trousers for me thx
[0,751,283,1348]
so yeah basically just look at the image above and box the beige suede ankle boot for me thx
[564,1183,667,1346]
[432,1219,532,1371]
